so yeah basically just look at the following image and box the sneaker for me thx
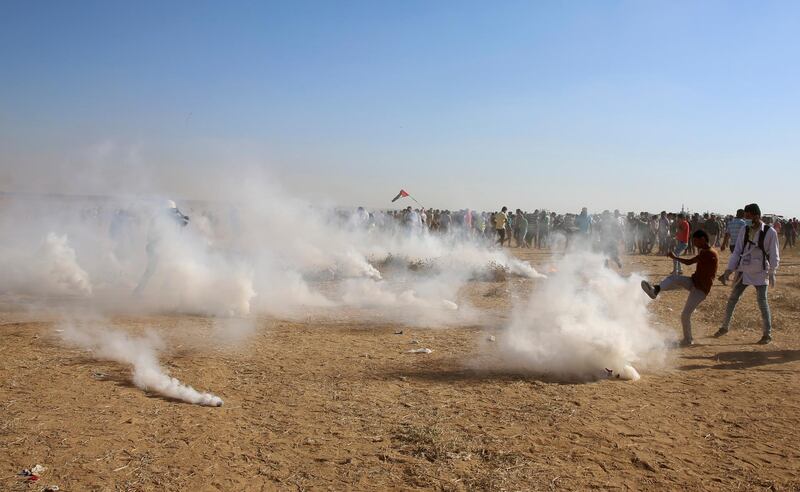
[712,328,729,338]
[679,338,694,347]
[640,280,658,299]
[717,273,728,285]
[757,335,772,345]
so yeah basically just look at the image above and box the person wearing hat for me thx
[715,203,780,344]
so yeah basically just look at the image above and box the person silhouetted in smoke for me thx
[599,210,623,269]
[537,211,551,249]
[133,199,189,296]
[715,203,779,344]
[575,207,592,245]
[514,209,528,248]
[351,206,369,228]
[641,229,718,346]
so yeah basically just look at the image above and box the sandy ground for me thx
[2,247,799,491]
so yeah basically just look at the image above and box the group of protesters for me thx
[384,205,798,256]
[382,202,795,348]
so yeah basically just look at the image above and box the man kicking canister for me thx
[640,230,718,346]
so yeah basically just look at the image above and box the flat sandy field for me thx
[2,248,799,491]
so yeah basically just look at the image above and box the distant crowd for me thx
[374,206,798,255]
[379,203,791,347]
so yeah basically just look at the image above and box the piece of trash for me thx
[43,486,59,492]
[92,372,106,379]
[394,330,403,335]
[399,376,408,381]
[19,465,45,480]
[487,335,496,342]
[406,348,432,354]
[409,339,420,345]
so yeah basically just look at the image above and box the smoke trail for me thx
[40,233,93,295]
[0,232,93,297]
[499,251,666,381]
[60,322,223,407]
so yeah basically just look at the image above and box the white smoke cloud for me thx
[0,232,92,297]
[0,170,547,326]
[499,251,667,381]
[59,321,223,407]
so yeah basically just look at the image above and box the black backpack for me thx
[738,225,771,270]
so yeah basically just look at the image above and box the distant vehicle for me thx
[763,214,784,223]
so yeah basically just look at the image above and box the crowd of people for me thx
[16,195,795,349]
[380,202,794,348]
[378,205,798,255]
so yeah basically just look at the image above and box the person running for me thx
[672,214,690,274]
[134,199,190,296]
[641,229,718,346]
[494,207,508,246]
[715,203,780,344]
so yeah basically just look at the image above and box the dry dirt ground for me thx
[2,247,799,491]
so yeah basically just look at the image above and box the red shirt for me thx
[689,248,718,294]
[676,220,690,243]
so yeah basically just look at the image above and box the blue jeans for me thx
[673,241,688,273]
[721,282,772,336]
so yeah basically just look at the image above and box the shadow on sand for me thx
[678,349,800,371]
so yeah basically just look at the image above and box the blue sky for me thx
[1,1,799,215]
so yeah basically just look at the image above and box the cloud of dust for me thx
[499,250,667,381]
